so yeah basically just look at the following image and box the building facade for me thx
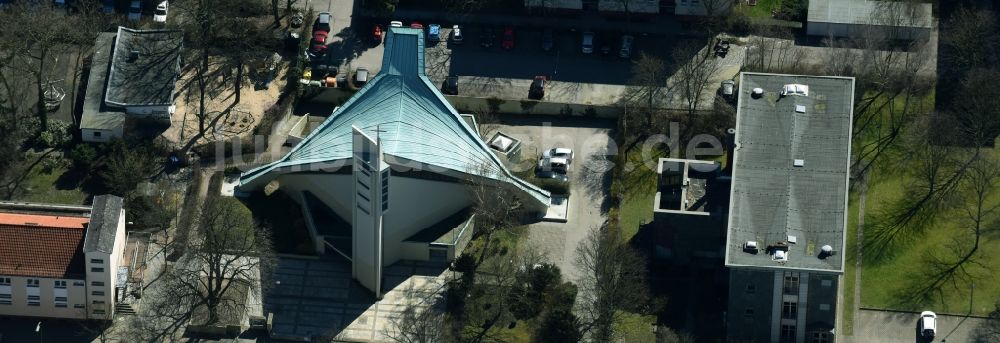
[723,73,854,343]
[0,195,126,320]
[806,0,933,40]
[80,27,182,142]
[239,27,549,298]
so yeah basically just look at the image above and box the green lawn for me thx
[858,160,1000,315]
[616,147,667,241]
[734,0,782,18]
[8,152,89,205]
[614,312,656,343]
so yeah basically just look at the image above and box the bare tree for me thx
[670,41,720,138]
[743,26,804,73]
[625,52,666,127]
[575,226,651,342]
[467,161,526,266]
[383,283,448,343]
[159,196,276,326]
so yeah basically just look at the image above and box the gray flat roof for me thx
[84,195,123,254]
[80,32,125,130]
[808,0,933,28]
[105,27,182,107]
[725,73,853,272]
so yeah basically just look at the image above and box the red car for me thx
[373,25,383,44]
[501,26,514,50]
[410,21,424,29]
[309,30,329,57]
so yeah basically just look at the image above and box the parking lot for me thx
[487,115,615,281]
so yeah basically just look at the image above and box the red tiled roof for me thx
[0,217,88,278]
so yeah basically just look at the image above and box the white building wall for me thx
[83,207,127,320]
[82,127,122,143]
[381,177,471,267]
[0,275,88,319]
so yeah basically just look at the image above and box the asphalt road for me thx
[847,309,985,343]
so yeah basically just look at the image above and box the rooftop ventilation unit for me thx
[751,88,764,98]
[793,159,805,167]
[819,244,836,259]
[743,241,759,254]
[781,84,808,97]
[795,105,806,113]
[787,235,797,244]
[773,250,788,262]
[128,50,140,63]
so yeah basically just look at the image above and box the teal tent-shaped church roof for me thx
[240,27,551,209]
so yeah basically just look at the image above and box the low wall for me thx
[445,95,622,118]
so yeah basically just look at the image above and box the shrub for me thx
[39,120,72,149]
[69,144,98,171]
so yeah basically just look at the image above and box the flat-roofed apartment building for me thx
[725,73,854,343]
[0,195,126,320]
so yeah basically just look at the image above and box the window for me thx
[92,291,105,296]
[780,324,796,342]
[74,304,85,308]
[55,303,68,308]
[27,279,39,287]
[744,307,754,317]
[93,309,106,314]
[783,274,799,294]
[381,169,390,212]
[55,297,67,302]
[54,281,67,288]
[91,281,105,287]
[93,132,102,137]
[0,294,10,299]
[782,301,798,319]
[91,267,104,273]
[811,332,832,343]
[90,259,104,264]
[92,300,105,305]
[73,281,85,286]
[0,277,9,285]
[745,283,756,294]
[0,300,10,305]
[28,295,40,301]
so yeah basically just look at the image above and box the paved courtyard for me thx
[266,256,449,342]
[490,116,615,281]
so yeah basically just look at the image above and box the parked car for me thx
[501,26,514,50]
[479,26,495,48]
[581,31,594,54]
[153,1,168,23]
[315,12,331,31]
[309,31,329,58]
[541,28,554,52]
[619,35,634,58]
[373,24,383,44]
[442,76,458,95]
[428,24,441,42]
[450,25,464,44]
[919,311,936,339]
[542,148,574,164]
[410,22,423,29]
[390,20,403,27]
[538,155,569,174]
[720,80,735,97]
[355,67,370,85]
[536,169,569,182]
[128,0,141,21]
[529,76,546,100]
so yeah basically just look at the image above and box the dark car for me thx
[480,26,495,48]
[541,28,554,52]
[443,76,458,95]
[501,26,514,50]
[529,75,546,100]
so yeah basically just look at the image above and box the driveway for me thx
[489,116,615,281]
[848,309,985,343]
